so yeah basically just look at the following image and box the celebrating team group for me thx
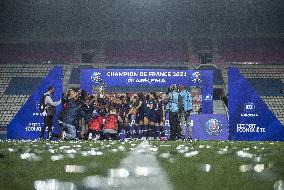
[40,84,193,141]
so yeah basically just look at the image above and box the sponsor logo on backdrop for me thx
[25,123,44,132]
[241,113,259,117]
[241,102,259,117]
[91,72,102,83]
[203,119,223,136]
[203,94,213,101]
[127,77,166,84]
[191,72,202,83]
[244,102,255,112]
[236,124,266,133]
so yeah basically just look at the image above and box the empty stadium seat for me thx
[4,77,43,95]
[247,78,283,96]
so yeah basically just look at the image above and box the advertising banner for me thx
[7,66,63,140]
[191,114,228,140]
[228,68,284,141]
[80,69,213,114]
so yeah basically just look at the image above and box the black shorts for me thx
[146,110,157,122]
[155,114,162,124]
[136,111,144,123]
[152,111,162,123]
[144,109,152,120]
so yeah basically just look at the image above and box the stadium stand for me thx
[0,42,80,64]
[105,65,189,70]
[219,38,284,63]
[213,100,227,114]
[246,78,283,96]
[192,38,213,52]
[81,40,101,50]
[4,77,43,95]
[105,41,189,64]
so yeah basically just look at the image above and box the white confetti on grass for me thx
[63,149,77,154]
[198,145,205,149]
[118,146,125,151]
[51,154,64,161]
[239,164,254,172]
[82,176,105,189]
[184,151,199,158]
[236,150,254,159]
[176,145,185,150]
[81,150,104,156]
[199,164,212,172]
[159,152,171,159]
[34,179,76,190]
[59,146,71,150]
[116,141,173,189]
[150,147,158,152]
[48,149,55,154]
[20,153,41,161]
[254,164,265,173]
[274,180,284,190]
[109,168,130,178]
[65,165,86,173]
[135,166,160,177]
[217,148,228,155]
[87,150,104,156]
[73,145,81,148]
[159,144,171,147]
[111,149,118,153]
[177,149,187,154]
[96,151,104,156]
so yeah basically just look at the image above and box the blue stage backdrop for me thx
[7,66,63,140]
[80,69,213,114]
[118,113,228,141]
[191,114,228,140]
[228,68,284,141]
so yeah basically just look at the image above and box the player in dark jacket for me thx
[60,89,84,140]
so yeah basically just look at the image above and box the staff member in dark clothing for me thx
[40,86,61,140]
[156,94,166,139]
[61,89,84,140]
[166,84,181,140]
[136,93,146,139]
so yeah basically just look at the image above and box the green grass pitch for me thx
[0,140,283,190]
